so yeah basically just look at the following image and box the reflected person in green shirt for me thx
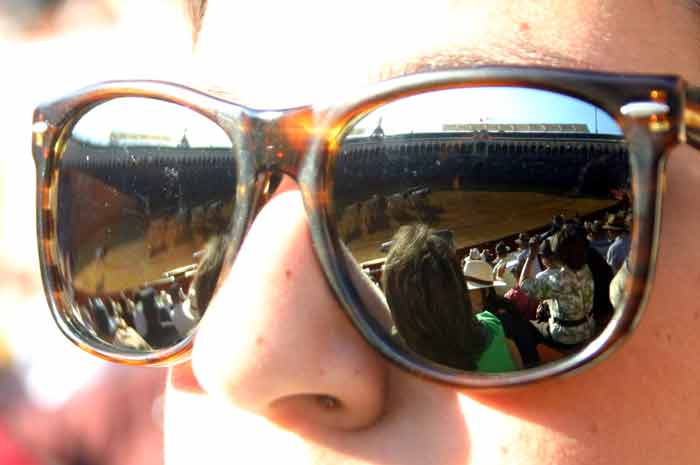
[382,224,522,373]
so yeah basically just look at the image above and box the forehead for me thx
[191,0,700,107]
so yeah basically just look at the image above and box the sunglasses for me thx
[32,67,700,387]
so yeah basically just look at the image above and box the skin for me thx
[520,245,556,284]
[164,1,700,464]
[467,288,485,313]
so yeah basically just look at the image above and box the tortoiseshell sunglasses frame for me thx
[32,66,700,387]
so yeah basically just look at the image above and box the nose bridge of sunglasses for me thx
[243,106,318,179]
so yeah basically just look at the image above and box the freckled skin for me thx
[164,2,700,465]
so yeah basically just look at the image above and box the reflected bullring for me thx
[334,123,629,269]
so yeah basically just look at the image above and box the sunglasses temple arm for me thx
[686,86,700,150]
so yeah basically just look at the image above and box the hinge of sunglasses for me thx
[32,120,50,146]
[620,101,671,133]
[685,87,700,149]
[31,119,58,165]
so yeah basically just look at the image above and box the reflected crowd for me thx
[331,97,633,372]
[50,91,634,372]
[72,264,200,352]
[363,208,631,370]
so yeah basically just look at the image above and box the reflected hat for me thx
[495,241,509,256]
[515,233,529,246]
[602,212,629,231]
[463,260,506,290]
[468,248,481,261]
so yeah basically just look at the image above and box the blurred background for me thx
[0,1,193,463]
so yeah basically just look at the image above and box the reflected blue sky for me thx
[350,87,622,137]
[71,97,232,148]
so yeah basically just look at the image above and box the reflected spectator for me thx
[479,248,493,265]
[586,239,615,330]
[492,242,516,297]
[514,233,542,278]
[604,212,631,273]
[461,247,484,275]
[514,233,529,255]
[90,297,117,342]
[383,225,522,372]
[520,225,596,347]
[587,219,612,258]
[464,258,539,367]
[171,291,198,337]
[137,288,180,349]
[113,316,152,352]
[610,257,631,311]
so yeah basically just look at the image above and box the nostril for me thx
[187,185,388,431]
[315,394,341,411]
[267,393,384,431]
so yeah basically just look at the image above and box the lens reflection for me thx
[334,87,630,372]
[55,97,234,352]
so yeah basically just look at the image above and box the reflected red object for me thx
[8,367,166,465]
[0,422,40,465]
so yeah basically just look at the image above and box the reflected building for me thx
[333,124,630,268]
[56,138,236,294]
[335,124,628,200]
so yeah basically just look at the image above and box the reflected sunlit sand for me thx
[346,189,616,264]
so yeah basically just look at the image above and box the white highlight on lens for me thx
[257,111,284,121]
[620,102,670,118]
[32,121,49,134]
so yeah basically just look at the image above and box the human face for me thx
[164,1,700,465]
[541,254,554,269]
[467,288,485,314]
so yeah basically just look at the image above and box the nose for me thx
[186,177,388,431]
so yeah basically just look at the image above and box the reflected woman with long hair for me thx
[381,224,522,372]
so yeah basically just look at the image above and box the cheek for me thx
[458,394,602,465]
[463,144,700,465]
[643,144,700,353]
[163,384,314,465]
[588,1,700,78]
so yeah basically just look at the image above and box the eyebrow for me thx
[188,45,592,107]
[374,45,593,83]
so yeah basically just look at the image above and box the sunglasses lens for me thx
[333,87,630,373]
[53,97,234,356]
